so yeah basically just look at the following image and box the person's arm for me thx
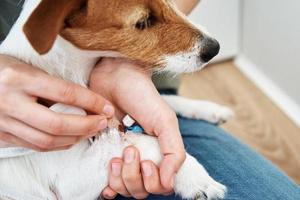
[0,55,114,151]
[174,0,200,15]
[90,58,186,199]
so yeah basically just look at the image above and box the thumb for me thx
[156,117,186,190]
[159,153,185,190]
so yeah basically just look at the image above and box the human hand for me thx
[101,146,174,199]
[90,58,186,197]
[0,55,114,151]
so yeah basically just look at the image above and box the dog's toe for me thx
[205,180,227,200]
[176,177,227,200]
[213,106,234,124]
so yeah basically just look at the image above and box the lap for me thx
[116,117,300,200]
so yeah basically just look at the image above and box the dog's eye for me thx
[135,15,155,30]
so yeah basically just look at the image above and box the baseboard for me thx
[235,55,300,127]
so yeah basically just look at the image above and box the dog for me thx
[0,0,233,199]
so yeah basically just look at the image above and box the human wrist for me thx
[174,0,199,15]
[90,58,151,98]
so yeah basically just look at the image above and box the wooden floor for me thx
[178,61,300,184]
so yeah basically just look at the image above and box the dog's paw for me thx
[210,105,234,125]
[177,176,226,200]
[188,103,234,124]
[191,180,227,200]
[174,155,227,200]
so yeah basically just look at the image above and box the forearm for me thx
[174,0,200,15]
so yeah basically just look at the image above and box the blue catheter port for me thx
[125,124,144,134]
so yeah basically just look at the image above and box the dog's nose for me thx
[199,38,220,63]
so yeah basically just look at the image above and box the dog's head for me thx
[24,0,220,73]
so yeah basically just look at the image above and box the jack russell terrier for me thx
[0,0,233,199]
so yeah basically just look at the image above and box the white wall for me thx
[185,0,300,124]
[188,0,240,61]
[241,0,300,104]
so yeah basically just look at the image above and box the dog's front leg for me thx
[35,129,124,200]
[162,95,234,124]
[123,133,226,200]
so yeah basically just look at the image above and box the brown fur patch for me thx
[23,0,85,54]
[24,0,202,70]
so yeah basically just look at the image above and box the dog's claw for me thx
[193,192,208,200]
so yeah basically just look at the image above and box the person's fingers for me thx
[156,113,186,191]
[0,131,73,152]
[141,161,173,195]
[159,144,186,191]
[0,131,42,151]
[8,101,108,136]
[0,116,80,150]
[122,146,149,199]
[23,73,114,117]
[108,158,131,197]
[101,186,117,199]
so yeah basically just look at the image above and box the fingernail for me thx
[142,162,152,177]
[124,148,135,164]
[103,191,115,199]
[103,104,114,116]
[98,119,108,130]
[111,162,121,176]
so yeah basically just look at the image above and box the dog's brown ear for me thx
[23,0,85,54]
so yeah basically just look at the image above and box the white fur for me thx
[164,43,205,74]
[0,0,228,199]
[162,95,234,124]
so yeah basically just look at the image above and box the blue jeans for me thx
[117,117,300,200]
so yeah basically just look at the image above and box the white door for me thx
[188,0,240,61]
